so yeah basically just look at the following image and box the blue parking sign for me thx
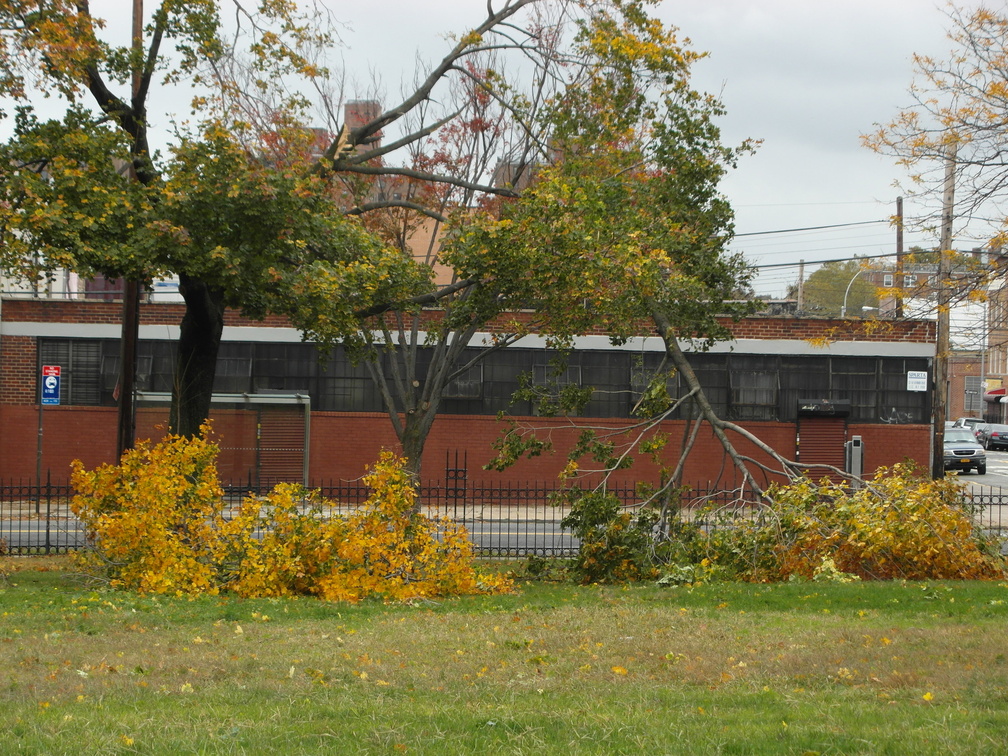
[41,365,61,405]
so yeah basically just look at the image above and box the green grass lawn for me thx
[3,557,1008,754]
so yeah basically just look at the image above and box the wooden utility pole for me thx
[116,0,143,458]
[932,147,956,479]
[796,259,805,311]
[895,196,904,318]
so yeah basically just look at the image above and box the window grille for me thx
[39,339,101,405]
[729,369,778,420]
[212,343,253,394]
[445,364,483,399]
[32,338,931,425]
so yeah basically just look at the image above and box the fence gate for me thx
[445,450,467,517]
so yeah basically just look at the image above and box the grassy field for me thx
[2,557,1008,754]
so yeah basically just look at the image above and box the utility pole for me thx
[796,259,804,311]
[932,146,956,479]
[116,0,143,459]
[895,196,904,318]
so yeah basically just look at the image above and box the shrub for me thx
[70,426,224,594]
[560,464,1006,585]
[716,464,1007,582]
[71,431,511,601]
[561,491,659,583]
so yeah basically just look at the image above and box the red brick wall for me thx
[0,400,932,487]
[2,405,273,483]
[0,405,118,480]
[850,424,931,474]
[0,334,36,404]
[307,413,927,489]
[2,299,936,344]
[948,353,982,420]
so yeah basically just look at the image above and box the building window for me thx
[883,273,894,287]
[530,355,584,415]
[903,274,914,288]
[730,368,778,420]
[38,339,109,405]
[832,356,879,423]
[965,375,983,413]
[444,364,483,399]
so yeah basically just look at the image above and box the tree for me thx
[0,0,573,449]
[788,258,879,317]
[316,0,760,482]
[449,5,823,503]
[862,4,1008,250]
[324,0,760,481]
[0,1,818,494]
[0,0,430,435]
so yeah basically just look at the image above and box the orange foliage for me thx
[71,431,510,602]
[731,464,1007,582]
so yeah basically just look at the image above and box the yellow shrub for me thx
[72,432,511,601]
[71,425,224,595]
[314,451,510,602]
[730,464,1007,581]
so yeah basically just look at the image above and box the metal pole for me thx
[796,259,805,311]
[932,145,956,479]
[841,269,862,318]
[116,0,144,459]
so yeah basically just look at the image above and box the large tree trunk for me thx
[171,274,226,437]
[400,407,438,485]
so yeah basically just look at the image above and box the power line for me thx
[752,251,899,271]
[735,220,889,237]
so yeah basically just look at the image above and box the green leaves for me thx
[0,107,153,282]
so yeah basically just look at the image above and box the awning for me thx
[984,388,1007,402]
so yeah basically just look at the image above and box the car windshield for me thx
[946,429,979,443]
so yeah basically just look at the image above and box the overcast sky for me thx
[3,0,991,297]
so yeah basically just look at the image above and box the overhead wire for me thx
[728,214,938,297]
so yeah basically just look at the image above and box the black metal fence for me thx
[4,474,1008,558]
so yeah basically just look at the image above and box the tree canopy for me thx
[788,259,879,317]
[1,0,759,485]
[863,4,1008,250]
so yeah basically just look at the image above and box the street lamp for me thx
[840,269,865,317]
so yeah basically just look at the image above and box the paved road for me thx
[0,516,578,556]
[963,448,1008,489]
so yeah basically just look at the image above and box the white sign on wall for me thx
[907,370,929,392]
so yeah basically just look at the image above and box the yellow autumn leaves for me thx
[70,428,510,602]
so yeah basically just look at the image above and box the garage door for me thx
[258,407,306,484]
[797,417,846,483]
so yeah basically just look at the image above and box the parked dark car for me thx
[944,428,987,474]
[979,423,1008,450]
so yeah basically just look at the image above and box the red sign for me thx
[42,365,61,377]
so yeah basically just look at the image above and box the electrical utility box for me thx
[845,435,864,485]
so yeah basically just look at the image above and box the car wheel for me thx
[978,463,987,475]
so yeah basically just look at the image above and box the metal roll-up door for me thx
[258,407,306,484]
[797,417,847,483]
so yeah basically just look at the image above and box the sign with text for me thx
[907,370,928,392]
[41,365,61,405]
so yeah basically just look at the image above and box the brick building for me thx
[1,297,936,488]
